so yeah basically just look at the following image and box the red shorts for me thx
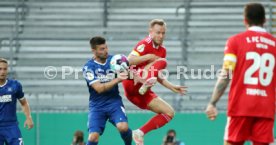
[122,79,157,109]
[224,116,274,143]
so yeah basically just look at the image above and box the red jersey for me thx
[130,36,167,69]
[224,26,276,119]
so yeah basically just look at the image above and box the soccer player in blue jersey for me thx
[0,58,34,145]
[83,36,132,145]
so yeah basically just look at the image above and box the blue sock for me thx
[120,128,132,145]
[86,141,98,145]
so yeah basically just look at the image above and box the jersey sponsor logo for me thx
[97,73,115,83]
[137,44,145,52]
[0,95,12,102]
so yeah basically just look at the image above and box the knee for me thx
[88,132,100,142]
[166,108,175,119]
[116,122,129,132]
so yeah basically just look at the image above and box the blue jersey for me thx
[0,79,24,127]
[83,55,123,111]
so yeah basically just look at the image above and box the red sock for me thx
[140,114,172,135]
[146,59,167,80]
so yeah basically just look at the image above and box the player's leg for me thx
[251,118,273,145]
[132,96,173,145]
[4,125,23,145]
[0,128,5,145]
[138,58,167,95]
[139,97,174,134]
[117,122,132,145]
[87,111,108,145]
[109,105,132,145]
[224,117,253,145]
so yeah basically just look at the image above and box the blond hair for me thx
[149,19,166,28]
[0,58,8,64]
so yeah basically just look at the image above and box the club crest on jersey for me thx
[137,44,145,52]
[7,87,12,92]
[86,72,94,81]
[0,95,12,102]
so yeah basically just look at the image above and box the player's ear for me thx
[243,18,249,28]
[91,47,96,53]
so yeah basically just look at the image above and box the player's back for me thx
[0,79,23,126]
[226,26,276,118]
[83,55,123,111]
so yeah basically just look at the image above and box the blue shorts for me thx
[88,105,128,135]
[0,125,23,145]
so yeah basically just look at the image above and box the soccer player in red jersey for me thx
[205,3,276,145]
[122,19,187,145]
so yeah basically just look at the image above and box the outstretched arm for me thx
[19,98,34,130]
[158,78,187,95]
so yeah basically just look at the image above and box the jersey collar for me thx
[0,80,8,88]
[248,26,267,33]
[92,57,107,65]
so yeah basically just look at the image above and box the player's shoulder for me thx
[6,79,22,88]
[7,79,20,84]
[229,31,246,40]
[160,44,167,50]
[83,59,95,71]
[107,55,113,61]
[138,36,152,45]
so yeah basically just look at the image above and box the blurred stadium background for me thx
[0,0,276,144]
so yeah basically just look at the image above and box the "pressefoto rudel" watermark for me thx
[44,65,233,80]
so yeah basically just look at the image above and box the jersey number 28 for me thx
[244,52,275,86]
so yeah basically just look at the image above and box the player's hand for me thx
[24,117,34,130]
[205,104,218,121]
[116,71,129,82]
[145,54,160,62]
[170,85,187,95]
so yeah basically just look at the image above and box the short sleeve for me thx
[223,36,238,70]
[130,42,147,56]
[83,65,99,85]
[224,36,238,55]
[16,82,24,100]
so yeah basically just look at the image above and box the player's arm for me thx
[158,77,187,95]
[128,44,159,65]
[206,53,236,120]
[91,72,128,94]
[128,53,159,66]
[19,98,34,130]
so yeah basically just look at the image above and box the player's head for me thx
[243,3,265,27]
[149,19,166,46]
[0,58,8,80]
[167,129,176,137]
[90,36,108,61]
[164,129,176,143]
[72,130,84,144]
